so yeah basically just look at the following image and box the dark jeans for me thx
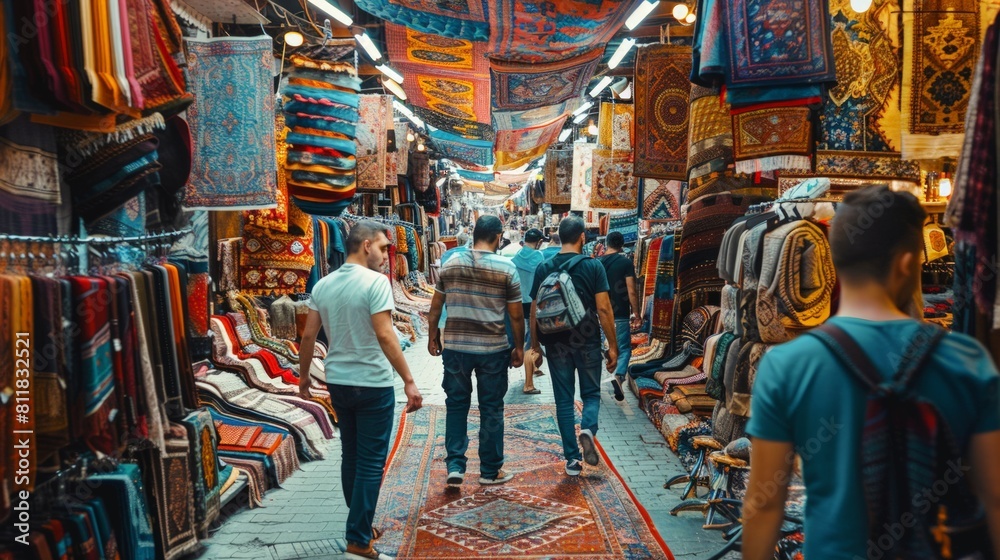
[441,349,510,478]
[614,318,632,376]
[545,343,603,462]
[327,384,395,548]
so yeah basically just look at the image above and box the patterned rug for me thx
[598,102,633,151]
[413,107,496,141]
[732,105,813,174]
[353,0,490,41]
[571,142,596,212]
[544,146,573,204]
[633,44,691,180]
[591,149,638,210]
[490,49,601,111]
[430,127,496,168]
[641,179,683,221]
[376,405,674,559]
[183,37,276,210]
[356,94,391,192]
[492,99,580,130]
[494,143,549,171]
[488,0,632,63]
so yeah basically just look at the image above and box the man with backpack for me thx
[598,231,642,401]
[530,216,618,476]
[743,186,1000,560]
[428,215,525,488]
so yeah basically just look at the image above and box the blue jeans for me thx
[441,349,510,478]
[327,384,395,548]
[614,319,632,377]
[545,343,603,462]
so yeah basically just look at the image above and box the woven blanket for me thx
[641,179,683,221]
[492,99,580,130]
[489,0,632,63]
[183,37,276,210]
[386,22,489,74]
[651,235,676,341]
[429,127,495,168]
[686,86,733,180]
[239,223,315,295]
[570,142,596,212]
[354,0,490,42]
[634,44,691,179]
[140,438,198,560]
[724,0,836,88]
[0,117,61,202]
[598,102,633,151]
[813,151,921,183]
[729,342,769,417]
[376,405,674,559]
[494,116,566,154]
[179,408,221,537]
[756,220,835,344]
[591,149,637,209]
[408,72,492,124]
[608,209,639,244]
[494,143,548,171]
[543,146,573,204]
[732,105,813,174]
[900,0,984,159]
[355,94,391,192]
[491,49,601,111]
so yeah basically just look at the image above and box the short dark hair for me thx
[558,215,586,244]
[473,215,504,243]
[606,231,624,250]
[346,220,390,254]
[549,232,561,245]
[830,186,926,282]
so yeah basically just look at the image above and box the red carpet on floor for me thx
[375,404,674,559]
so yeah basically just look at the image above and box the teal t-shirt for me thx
[747,317,1000,560]
[307,264,395,387]
[512,246,544,304]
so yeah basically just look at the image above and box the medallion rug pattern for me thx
[376,405,674,559]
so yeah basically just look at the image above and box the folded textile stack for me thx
[282,42,362,217]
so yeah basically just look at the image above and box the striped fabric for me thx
[437,250,521,354]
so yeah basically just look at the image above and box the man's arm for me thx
[372,310,423,412]
[743,439,795,560]
[530,300,541,354]
[298,310,323,398]
[626,276,641,329]
[427,291,446,356]
[507,301,524,367]
[969,430,1000,559]
[594,292,617,372]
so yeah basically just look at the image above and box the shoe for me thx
[344,542,392,559]
[578,429,599,466]
[446,472,464,488]
[523,387,541,395]
[534,370,545,376]
[565,459,583,476]
[611,376,625,402]
[479,470,514,485]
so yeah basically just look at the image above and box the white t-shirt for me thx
[307,264,395,387]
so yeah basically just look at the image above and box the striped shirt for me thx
[437,250,521,354]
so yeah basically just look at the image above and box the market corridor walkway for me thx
[198,346,738,559]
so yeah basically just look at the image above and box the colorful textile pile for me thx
[543,146,573,204]
[608,209,639,244]
[356,94,392,192]
[571,142,596,212]
[641,179,683,221]
[183,37,276,210]
[651,236,676,341]
[633,44,692,180]
[239,206,316,296]
[591,149,638,209]
[281,42,362,217]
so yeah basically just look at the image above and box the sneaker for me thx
[446,472,464,488]
[578,429,599,466]
[479,470,514,485]
[611,376,625,402]
[344,542,393,559]
[565,459,583,476]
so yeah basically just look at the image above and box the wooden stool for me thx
[664,435,720,500]
[669,449,745,532]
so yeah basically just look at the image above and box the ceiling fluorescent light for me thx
[625,0,660,30]
[354,32,382,61]
[307,0,353,26]
[558,129,572,142]
[392,100,413,118]
[573,112,588,124]
[376,64,404,84]
[571,100,593,116]
[409,114,425,129]
[589,76,613,97]
[608,38,636,69]
[382,77,407,100]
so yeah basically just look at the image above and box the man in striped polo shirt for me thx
[428,215,525,487]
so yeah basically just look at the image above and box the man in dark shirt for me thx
[529,216,617,476]
[598,232,641,401]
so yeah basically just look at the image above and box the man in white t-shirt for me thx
[299,220,423,560]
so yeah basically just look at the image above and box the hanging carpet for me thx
[642,179,683,221]
[543,146,573,204]
[598,102,633,151]
[375,405,674,559]
[413,106,496,140]
[457,168,495,183]
[488,0,633,63]
[493,99,580,130]
[591,149,638,209]
[355,94,391,192]
[183,36,276,210]
[429,127,496,168]
[244,117,291,232]
[732,105,813,174]
[494,117,567,154]
[353,0,490,42]
[633,44,692,180]
[386,23,491,75]
[490,49,602,111]
[571,142,596,212]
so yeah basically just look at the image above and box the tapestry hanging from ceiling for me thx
[642,178,684,221]
[488,0,632,63]
[490,49,601,111]
[544,146,574,204]
[353,0,490,41]
[494,143,548,171]
[591,148,637,209]
[428,127,495,168]
[634,44,692,180]
[492,99,581,130]
[355,94,391,193]
[494,116,567,154]
[244,117,290,232]
[598,102,633,152]
[571,142,596,212]
[386,23,491,73]
[457,168,495,182]
[398,73,490,124]
[412,107,496,140]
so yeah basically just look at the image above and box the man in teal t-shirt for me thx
[743,187,1000,560]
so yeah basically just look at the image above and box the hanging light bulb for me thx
[354,32,382,61]
[417,141,426,152]
[938,174,952,198]
[850,0,872,12]
[406,131,415,142]
[671,3,689,20]
[588,121,598,136]
[684,12,696,24]
[284,31,304,47]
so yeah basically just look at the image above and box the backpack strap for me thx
[891,323,947,392]
[558,254,589,273]
[810,323,883,391]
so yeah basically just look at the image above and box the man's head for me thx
[523,228,549,249]
[549,232,561,246]
[558,216,586,251]
[830,185,926,310]
[473,215,504,251]
[346,220,392,271]
[456,232,470,247]
[606,231,624,251]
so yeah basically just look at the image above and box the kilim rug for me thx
[571,142,596,212]
[413,106,497,140]
[633,44,691,180]
[492,99,580,130]
[183,36,277,210]
[490,49,602,111]
[353,0,490,42]
[591,149,638,209]
[598,102,633,151]
[355,94,391,192]
[731,105,813,174]
[544,146,573,204]
[376,405,674,559]
[641,178,683,221]
[489,0,632,63]
[900,0,988,159]
[430,127,496,168]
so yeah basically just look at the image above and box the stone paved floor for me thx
[195,343,739,559]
